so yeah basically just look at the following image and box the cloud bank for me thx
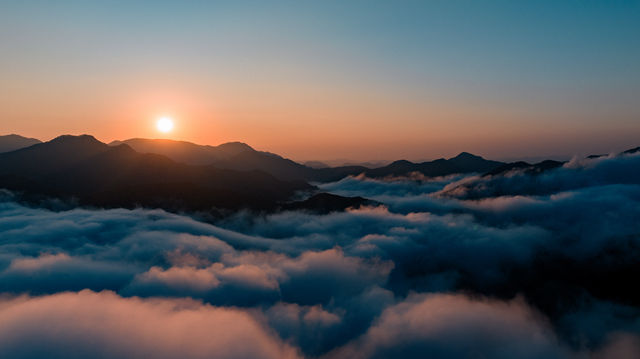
[0,290,300,359]
[1,152,639,357]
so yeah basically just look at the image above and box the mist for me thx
[1,152,639,358]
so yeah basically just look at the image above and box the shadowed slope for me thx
[484,160,565,177]
[0,134,42,153]
[363,152,504,178]
[109,138,253,165]
[0,135,313,212]
[112,138,315,181]
[112,138,505,182]
[281,192,377,214]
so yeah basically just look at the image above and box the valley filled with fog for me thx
[1,151,639,358]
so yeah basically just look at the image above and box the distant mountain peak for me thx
[623,146,640,155]
[216,141,254,153]
[1,134,38,140]
[0,134,42,153]
[390,159,414,166]
[451,152,482,160]
[39,135,108,155]
[50,134,101,144]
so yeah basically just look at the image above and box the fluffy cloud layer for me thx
[329,293,568,359]
[0,290,300,359]
[1,152,639,357]
[439,152,640,199]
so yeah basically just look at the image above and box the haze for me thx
[1,1,639,161]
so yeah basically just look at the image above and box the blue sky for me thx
[1,0,639,160]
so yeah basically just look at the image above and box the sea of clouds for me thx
[1,152,639,358]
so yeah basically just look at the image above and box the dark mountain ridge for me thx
[281,192,378,214]
[109,138,254,165]
[0,134,514,216]
[362,152,504,179]
[441,146,640,200]
[112,138,318,181]
[0,135,313,213]
[112,138,506,181]
[0,134,42,153]
[484,147,640,178]
[484,159,565,177]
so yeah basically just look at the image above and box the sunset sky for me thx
[1,0,639,161]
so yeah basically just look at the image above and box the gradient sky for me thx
[1,0,639,161]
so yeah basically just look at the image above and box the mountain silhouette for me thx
[3,134,634,215]
[484,146,639,178]
[111,138,505,181]
[362,152,504,178]
[281,192,377,214]
[0,134,41,153]
[623,146,640,155]
[0,135,513,215]
[0,135,111,176]
[586,147,639,159]
[111,138,315,181]
[484,159,565,177]
[109,138,254,164]
[0,135,312,212]
[481,146,640,179]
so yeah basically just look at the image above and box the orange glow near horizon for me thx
[1,2,639,163]
[1,79,639,162]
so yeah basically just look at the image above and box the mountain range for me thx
[108,137,507,181]
[2,135,508,183]
[0,134,511,214]
[9,134,631,215]
[0,135,311,213]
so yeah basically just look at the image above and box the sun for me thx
[156,116,174,133]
